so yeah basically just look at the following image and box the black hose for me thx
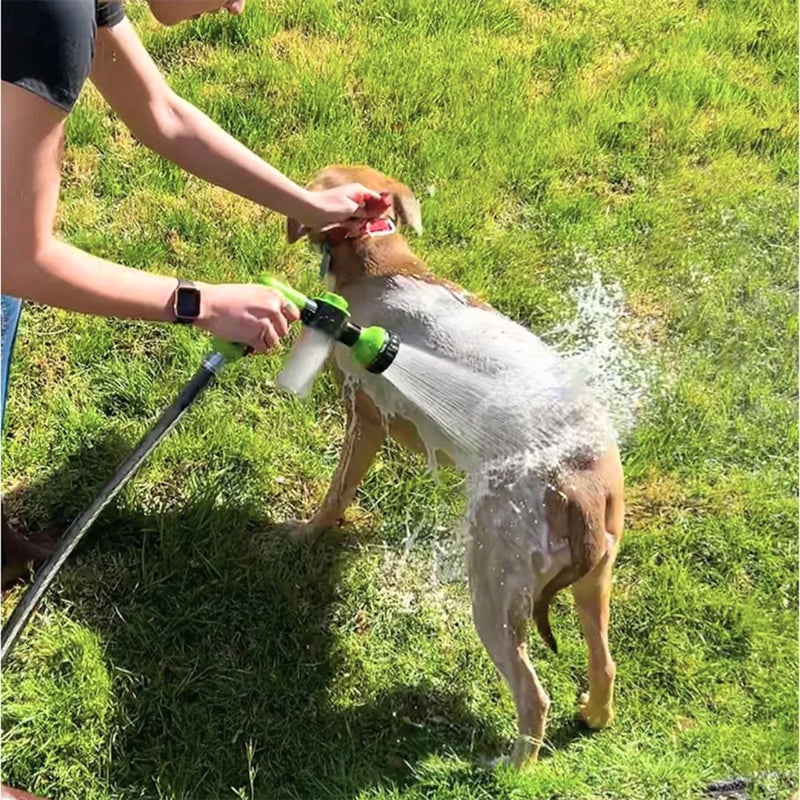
[1,352,226,663]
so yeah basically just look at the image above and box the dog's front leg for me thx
[291,391,386,540]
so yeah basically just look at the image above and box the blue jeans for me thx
[1,295,23,428]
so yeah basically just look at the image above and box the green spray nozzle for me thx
[352,326,400,374]
[211,274,400,374]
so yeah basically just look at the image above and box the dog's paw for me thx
[511,735,542,771]
[478,742,538,772]
[577,692,614,729]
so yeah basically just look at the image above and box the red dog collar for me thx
[325,216,396,246]
[323,192,395,246]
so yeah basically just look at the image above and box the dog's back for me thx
[334,273,612,474]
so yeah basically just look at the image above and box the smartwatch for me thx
[173,279,201,323]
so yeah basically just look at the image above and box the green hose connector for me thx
[212,337,248,362]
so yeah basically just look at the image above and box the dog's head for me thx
[286,165,422,245]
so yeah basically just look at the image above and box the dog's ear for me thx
[390,184,423,235]
[286,217,308,244]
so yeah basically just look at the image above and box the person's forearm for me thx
[144,93,313,219]
[3,235,300,352]
[4,238,179,320]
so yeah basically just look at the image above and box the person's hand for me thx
[297,183,383,230]
[194,283,300,354]
[148,0,245,26]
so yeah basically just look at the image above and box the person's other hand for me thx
[297,183,383,230]
[195,283,300,353]
[148,1,245,26]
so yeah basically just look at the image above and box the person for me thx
[0,0,379,592]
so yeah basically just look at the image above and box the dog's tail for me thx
[533,474,610,654]
[533,565,582,653]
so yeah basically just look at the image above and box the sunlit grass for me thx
[2,0,796,797]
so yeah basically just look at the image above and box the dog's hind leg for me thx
[468,540,549,769]
[571,546,617,729]
[293,390,386,539]
[571,451,624,729]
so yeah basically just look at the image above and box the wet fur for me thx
[286,165,625,767]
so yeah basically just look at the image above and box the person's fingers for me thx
[268,307,289,339]
[249,337,268,355]
[243,313,278,354]
[350,194,374,208]
[348,185,381,202]
[344,184,380,212]
[259,319,280,351]
[349,188,390,219]
[281,301,301,323]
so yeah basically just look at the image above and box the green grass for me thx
[2,0,797,797]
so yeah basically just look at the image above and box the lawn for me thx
[1,0,797,798]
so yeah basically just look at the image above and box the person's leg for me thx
[1,294,23,424]
[1,295,52,589]
[1,298,49,796]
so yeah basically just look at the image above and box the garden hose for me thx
[1,275,400,661]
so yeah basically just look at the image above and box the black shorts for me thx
[1,0,125,113]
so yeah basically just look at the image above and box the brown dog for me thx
[286,165,625,768]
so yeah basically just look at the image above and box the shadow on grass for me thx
[3,436,510,799]
[543,716,596,755]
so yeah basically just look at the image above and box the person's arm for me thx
[90,18,375,229]
[1,81,296,353]
[1,81,179,319]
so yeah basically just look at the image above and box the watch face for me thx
[176,286,201,319]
